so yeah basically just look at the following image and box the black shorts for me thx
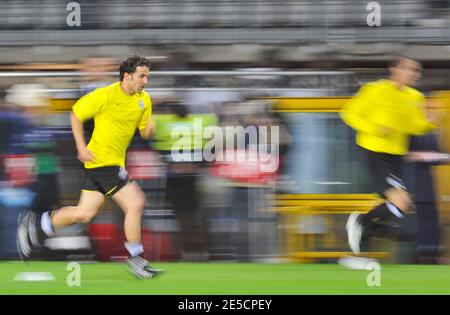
[365,149,407,197]
[83,166,131,197]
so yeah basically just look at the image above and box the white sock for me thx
[40,211,55,237]
[386,201,404,218]
[125,242,144,257]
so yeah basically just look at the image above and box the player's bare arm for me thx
[140,120,155,140]
[70,111,94,163]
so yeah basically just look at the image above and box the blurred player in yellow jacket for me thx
[341,56,438,255]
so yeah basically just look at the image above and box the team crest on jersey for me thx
[138,99,144,110]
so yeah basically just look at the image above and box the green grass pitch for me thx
[0,261,449,295]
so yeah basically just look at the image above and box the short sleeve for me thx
[340,82,382,135]
[72,88,106,122]
[138,95,152,131]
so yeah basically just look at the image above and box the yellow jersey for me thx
[72,82,152,168]
[340,80,435,155]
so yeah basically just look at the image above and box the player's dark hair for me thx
[119,55,150,81]
[389,56,417,69]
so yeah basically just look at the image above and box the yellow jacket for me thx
[340,80,435,155]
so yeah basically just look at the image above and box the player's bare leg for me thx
[113,181,163,278]
[112,181,145,243]
[51,190,105,228]
[17,190,105,259]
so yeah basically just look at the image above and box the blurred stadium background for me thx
[1,0,450,294]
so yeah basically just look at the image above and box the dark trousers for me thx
[31,173,59,213]
[166,174,207,256]
[415,202,441,260]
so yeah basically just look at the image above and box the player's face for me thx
[127,66,149,93]
[391,59,422,87]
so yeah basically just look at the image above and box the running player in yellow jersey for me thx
[17,55,162,278]
[340,56,439,257]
